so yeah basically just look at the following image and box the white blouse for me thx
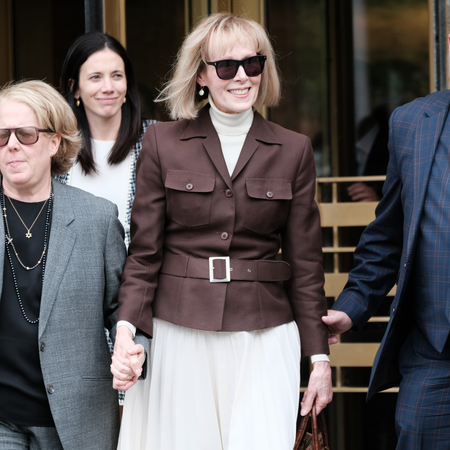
[69,139,131,230]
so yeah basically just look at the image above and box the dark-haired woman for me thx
[59,32,156,406]
[60,31,157,247]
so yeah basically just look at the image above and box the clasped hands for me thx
[110,325,146,391]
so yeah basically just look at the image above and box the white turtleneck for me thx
[208,96,254,176]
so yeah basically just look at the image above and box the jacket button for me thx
[40,342,45,352]
[221,232,229,240]
[225,189,233,198]
[48,385,55,394]
[186,183,193,190]
[266,191,273,198]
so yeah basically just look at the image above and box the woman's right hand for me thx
[111,326,145,391]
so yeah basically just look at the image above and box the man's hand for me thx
[111,325,145,391]
[301,361,332,416]
[322,310,353,345]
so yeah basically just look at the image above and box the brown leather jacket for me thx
[118,106,329,357]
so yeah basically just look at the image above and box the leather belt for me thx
[160,253,291,283]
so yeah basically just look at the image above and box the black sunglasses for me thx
[206,55,267,80]
[0,127,53,147]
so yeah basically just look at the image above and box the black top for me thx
[0,196,54,427]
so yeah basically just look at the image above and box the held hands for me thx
[322,310,353,345]
[301,361,332,416]
[111,325,145,391]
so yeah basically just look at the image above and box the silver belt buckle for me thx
[209,256,231,283]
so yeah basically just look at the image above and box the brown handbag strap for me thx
[311,404,320,450]
[318,406,330,449]
[293,410,310,450]
[293,402,331,450]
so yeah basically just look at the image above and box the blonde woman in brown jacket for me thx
[111,12,332,450]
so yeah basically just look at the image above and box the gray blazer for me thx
[0,181,127,449]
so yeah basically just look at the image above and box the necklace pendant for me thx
[25,231,32,239]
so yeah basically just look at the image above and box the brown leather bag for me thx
[293,402,330,450]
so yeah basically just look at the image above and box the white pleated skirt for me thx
[118,318,301,450]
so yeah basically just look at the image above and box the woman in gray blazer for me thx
[0,80,126,449]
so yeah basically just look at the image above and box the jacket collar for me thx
[180,104,280,143]
[179,104,281,186]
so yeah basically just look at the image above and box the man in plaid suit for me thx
[323,86,450,449]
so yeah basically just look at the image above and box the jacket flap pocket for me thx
[245,178,292,200]
[165,170,215,193]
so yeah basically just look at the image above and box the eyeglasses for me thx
[206,55,267,80]
[0,127,53,147]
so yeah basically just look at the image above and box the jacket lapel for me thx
[231,111,281,180]
[181,106,233,189]
[38,182,76,338]
[181,107,282,185]
[406,100,450,256]
[202,135,233,189]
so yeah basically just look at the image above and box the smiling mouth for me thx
[229,88,250,95]
[8,160,23,167]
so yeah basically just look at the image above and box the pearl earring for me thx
[76,99,80,107]
[199,88,205,97]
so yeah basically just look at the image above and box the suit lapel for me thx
[406,102,449,255]
[38,182,76,338]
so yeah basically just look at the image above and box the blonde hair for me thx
[0,80,81,176]
[156,12,281,120]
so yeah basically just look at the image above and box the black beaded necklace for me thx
[1,184,53,324]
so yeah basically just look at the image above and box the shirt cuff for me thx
[310,354,330,364]
[117,321,136,338]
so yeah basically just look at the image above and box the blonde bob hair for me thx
[156,12,281,120]
[0,80,81,176]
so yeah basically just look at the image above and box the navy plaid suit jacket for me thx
[334,90,450,399]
